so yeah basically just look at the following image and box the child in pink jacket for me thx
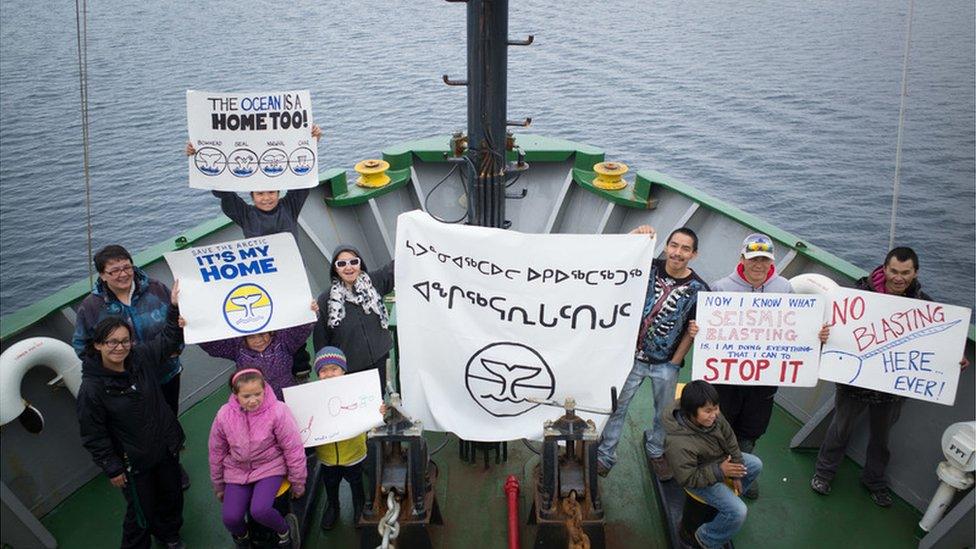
[209,368,307,548]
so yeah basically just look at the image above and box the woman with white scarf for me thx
[312,244,394,392]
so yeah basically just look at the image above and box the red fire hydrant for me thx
[504,475,520,549]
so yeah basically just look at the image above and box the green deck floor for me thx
[42,374,922,548]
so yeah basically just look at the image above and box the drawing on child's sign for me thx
[327,393,379,417]
[299,415,314,445]
[823,320,962,384]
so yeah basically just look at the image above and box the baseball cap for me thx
[741,233,775,260]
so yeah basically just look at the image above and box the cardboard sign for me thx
[692,291,826,386]
[164,233,316,344]
[187,90,317,191]
[283,370,384,447]
[395,210,655,441]
[820,288,970,405]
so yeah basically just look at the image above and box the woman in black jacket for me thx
[76,282,186,549]
[313,244,394,392]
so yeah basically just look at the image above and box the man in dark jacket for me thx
[664,380,762,548]
[72,245,191,489]
[77,294,186,548]
[810,247,969,507]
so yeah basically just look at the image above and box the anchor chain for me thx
[376,489,402,549]
[561,490,590,549]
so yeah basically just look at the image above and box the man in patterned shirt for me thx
[597,226,709,480]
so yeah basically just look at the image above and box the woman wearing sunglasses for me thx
[312,245,394,392]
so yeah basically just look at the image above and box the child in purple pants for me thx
[209,369,307,548]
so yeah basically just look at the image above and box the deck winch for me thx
[591,161,628,191]
[360,393,442,549]
[528,396,615,549]
[354,159,392,188]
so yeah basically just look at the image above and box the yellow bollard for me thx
[354,159,391,188]
[592,161,628,190]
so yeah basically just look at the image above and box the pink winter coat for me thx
[208,388,307,494]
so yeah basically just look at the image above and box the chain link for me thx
[376,489,401,549]
[561,490,590,549]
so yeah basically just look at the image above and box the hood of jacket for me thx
[329,243,370,281]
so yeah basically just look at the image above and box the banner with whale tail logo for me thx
[164,232,316,344]
[394,210,655,441]
[820,287,970,405]
[187,90,318,191]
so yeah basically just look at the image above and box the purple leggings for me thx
[222,476,287,536]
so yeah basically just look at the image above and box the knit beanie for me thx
[314,346,348,375]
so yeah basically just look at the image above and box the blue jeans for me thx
[687,453,763,548]
[597,359,680,469]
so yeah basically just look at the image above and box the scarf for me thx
[326,273,389,329]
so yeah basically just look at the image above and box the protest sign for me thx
[164,232,316,344]
[692,292,825,387]
[820,288,969,405]
[186,90,318,191]
[283,370,384,447]
[395,210,655,441]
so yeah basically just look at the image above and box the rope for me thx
[889,0,915,251]
[74,0,95,286]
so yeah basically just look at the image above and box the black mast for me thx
[444,0,532,227]
[465,0,509,228]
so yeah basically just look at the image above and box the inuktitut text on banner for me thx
[691,291,825,387]
[283,370,384,448]
[820,288,970,405]
[186,90,318,191]
[394,210,656,441]
[164,232,316,344]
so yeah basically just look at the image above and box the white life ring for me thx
[0,337,82,427]
[789,273,840,296]
[790,273,840,324]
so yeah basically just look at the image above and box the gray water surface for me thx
[1,0,973,317]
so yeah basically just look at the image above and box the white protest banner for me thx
[395,210,655,441]
[283,370,384,447]
[821,288,970,405]
[164,232,316,344]
[692,292,825,387]
[187,90,317,191]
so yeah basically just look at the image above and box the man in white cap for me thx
[710,233,828,499]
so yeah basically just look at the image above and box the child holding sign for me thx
[209,369,306,549]
[311,346,386,531]
[186,125,321,378]
[196,312,316,401]
[663,380,762,549]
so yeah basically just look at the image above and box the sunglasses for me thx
[335,258,361,268]
[746,242,772,252]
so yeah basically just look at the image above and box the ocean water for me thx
[1,0,973,317]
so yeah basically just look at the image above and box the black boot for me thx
[320,502,339,531]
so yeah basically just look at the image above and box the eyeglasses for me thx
[335,258,361,268]
[104,265,134,277]
[746,242,772,252]
[103,339,132,349]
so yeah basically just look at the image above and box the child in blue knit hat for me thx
[312,346,385,531]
